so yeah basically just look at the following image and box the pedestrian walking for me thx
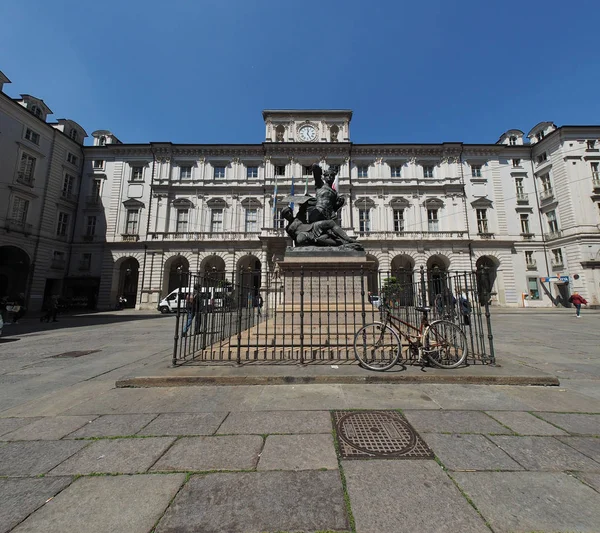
[254,292,263,317]
[41,295,60,323]
[569,292,588,318]
[182,284,201,337]
[458,292,471,326]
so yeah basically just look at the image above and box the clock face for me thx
[298,125,317,142]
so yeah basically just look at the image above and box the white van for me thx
[157,286,230,313]
[157,288,192,314]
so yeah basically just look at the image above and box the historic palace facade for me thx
[2,71,600,311]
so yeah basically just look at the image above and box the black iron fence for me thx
[172,267,495,366]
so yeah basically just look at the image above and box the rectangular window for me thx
[80,253,92,270]
[210,208,223,233]
[471,164,482,177]
[180,166,192,180]
[393,209,404,232]
[11,197,29,223]
[525,251,534,265]
[359,208,371,233]
[91,179,102,199]
[86,215,97,236]
[275,165,286,177]
[591,162,599,180]
[476,209,488,233]
[537,131,545,141]
[520,214,531,234]
[551,248,563,264]
[586,140,596,150]
[540,173,553,197]
[546,210,559,233]
[515,177,524,194]
[512,159,521,167]
[245,208,258,233]
[527,277,540,299]
[423,165,434,178]
[57,212,70,236]
[62,174,76,199]
[214,166,226,178]
[509,136,517,145]
[176,209,189,233]
[246,166,259,178]
[390,166,402,178]
[274,207,285,229]
[24,128,40,144]
[18,153,36,185]
[536,152,548,164]
[93,160,104,169]
[131,166,144,181]
[357,166,369,178]
[125,209,139,235]
[52,251,65,268]
[302,165,312,176]
[67,152,78,165]
[427,209,439,231]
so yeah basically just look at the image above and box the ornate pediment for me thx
[389,196,410,208]
[470,197,494,208]
[206,197,228,208]
[241,197,262,208]
[172,198,194,208]
[423,197,444,208]
[122,198,145,208]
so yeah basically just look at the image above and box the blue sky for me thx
[1,0,599,145]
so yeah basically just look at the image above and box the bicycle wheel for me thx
[423,320,468,369]
[354,322,401,371]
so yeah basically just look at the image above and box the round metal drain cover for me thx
[334,410,433,459]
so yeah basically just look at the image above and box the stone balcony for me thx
[539,189,555,203]
[546,230,563,241]
[516,193,529,204]
[551,259,565,270]
[356,231,467,241]
[4,219,33,234]
[526,260,537,270]
[121,233,140,242]
[148,231,262,242]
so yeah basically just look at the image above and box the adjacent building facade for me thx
[2,72,599,311]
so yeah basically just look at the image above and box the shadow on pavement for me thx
[0,310,173,339]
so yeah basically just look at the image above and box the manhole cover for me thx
[51,350,100,358]
[333,410,433,460]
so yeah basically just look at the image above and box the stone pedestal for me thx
[277,247,369,306]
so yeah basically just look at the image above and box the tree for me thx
[381,276,403,309]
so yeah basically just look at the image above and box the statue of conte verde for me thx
[282,164,364,251]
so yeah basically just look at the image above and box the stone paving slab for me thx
[501,387,600,412]
[217,410,332,434]
[59,388,154,415]
[151,435,263,472]
[11,473,186,533]
[417,384,532,411]
[252,384,348,410]
[330,384,442,410]
[0,417,40,437]
[403,410,512,434]
[575,472,600,492]
[1,416,96,441]
[535,412,600,435]
[489,435,600,471]
[257,434,339,471]
[452,471,600,533]
[556,436,600,463]
[48,437,176,475]
[137,412,227,436]
[0,477,72,533]
[423,434,524,471]
[154,471,349,533]
[66,414,158,437]
[0,440,88,476]
[342,460,489,533]
[485,411,569,436]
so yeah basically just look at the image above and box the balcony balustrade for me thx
[5,219,33,234]
[551,259,564,270]
[121,233,140,242]
[61,191,78,202]
[546,230,563,241]
[50,259,66,270]
[478,232,495,240]
[520,233,535,241]
[526,260,537,270]
[16,173,34,187]
[539,189,554,202]
[592,172,600,191]
[148,231,262,242]
[516,193,529,203]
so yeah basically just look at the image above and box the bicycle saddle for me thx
[415,306,431,313]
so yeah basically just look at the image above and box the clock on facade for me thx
[298,124,317,142]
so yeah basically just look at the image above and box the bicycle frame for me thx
[379,305,430,363]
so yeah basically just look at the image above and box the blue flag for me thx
[289,175,295,212]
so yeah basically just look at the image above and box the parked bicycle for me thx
[353,301,468,371]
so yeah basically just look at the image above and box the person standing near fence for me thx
[458,292,471,326]
[569,292,587,318]
[182,284,201,337]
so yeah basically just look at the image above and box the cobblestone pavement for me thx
[0,309,599,532]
